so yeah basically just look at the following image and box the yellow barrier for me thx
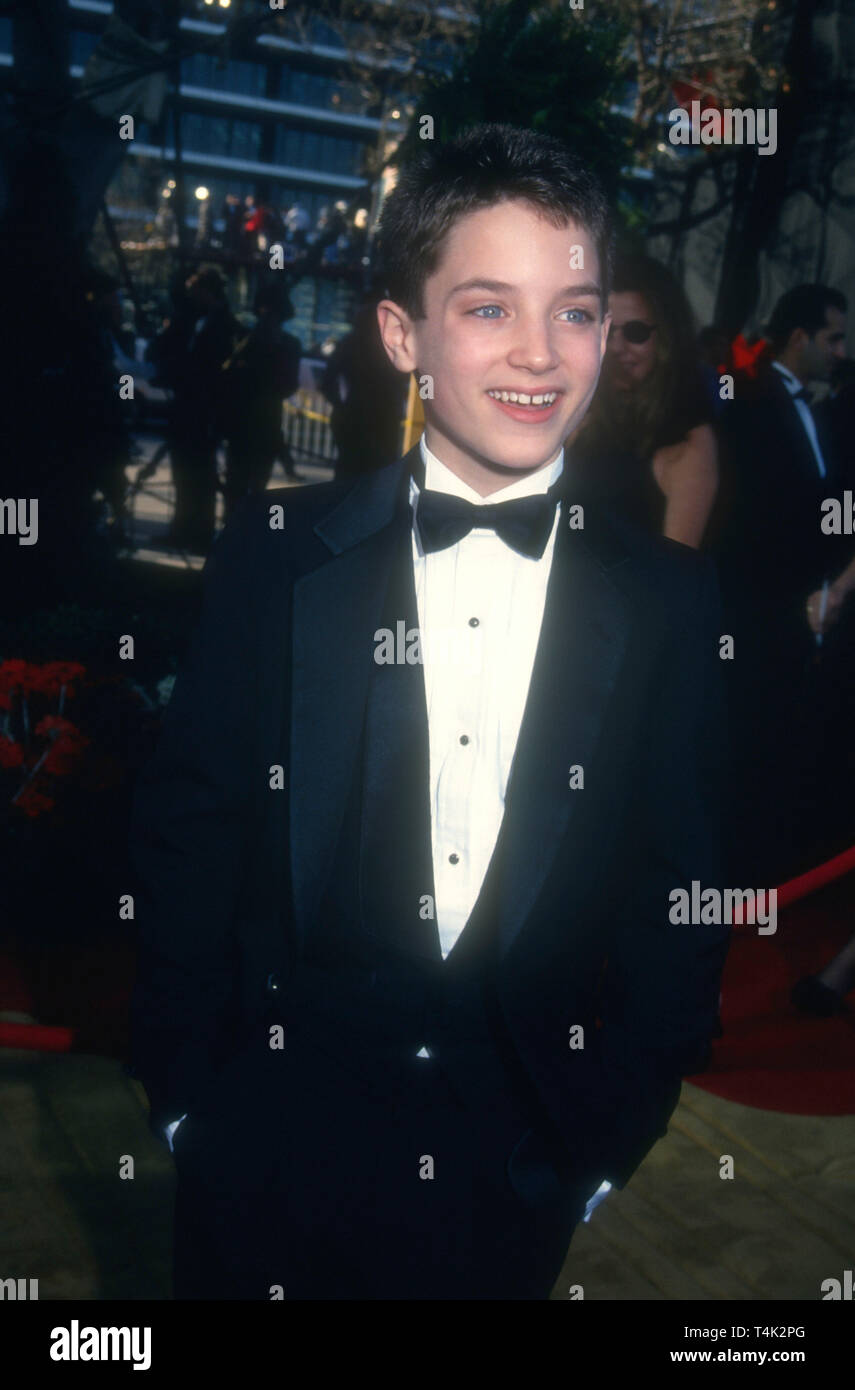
[283,378,421,458]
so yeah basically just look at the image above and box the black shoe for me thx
[790,976,848,1017]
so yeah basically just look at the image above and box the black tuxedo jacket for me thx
[129,442,730,1196]
[716,365,845,620]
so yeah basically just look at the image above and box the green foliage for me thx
[393,0,633,202]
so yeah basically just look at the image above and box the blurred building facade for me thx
[0,0,455,348]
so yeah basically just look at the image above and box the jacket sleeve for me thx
[560,556,732,1190]
[128,498,264,1138]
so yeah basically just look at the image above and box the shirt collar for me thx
[770,360,805,395]
[411,432,564,505]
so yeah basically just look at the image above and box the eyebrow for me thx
[448,278,602,300]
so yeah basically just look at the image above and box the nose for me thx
[607,326,633,352]
[507,313,560,373]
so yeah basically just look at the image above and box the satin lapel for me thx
[289,458,414,953]
[359,518,441,961]
[490,507,632,959]
[812,404,838,485]
[771,373,827,484]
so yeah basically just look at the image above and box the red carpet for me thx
[0,932,134,1060]
[688,874,855,1115]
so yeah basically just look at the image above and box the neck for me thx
[775,353,805,387]
[422,425,560,497]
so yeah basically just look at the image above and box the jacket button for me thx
[265,972,281,997]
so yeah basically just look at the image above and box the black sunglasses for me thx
[608,320,656,345]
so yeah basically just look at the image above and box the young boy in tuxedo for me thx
[130,122,730,1300]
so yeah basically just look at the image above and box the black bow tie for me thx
[792,387,815,407]
[414,480,563,559]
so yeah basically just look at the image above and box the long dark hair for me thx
[578,253,700,462]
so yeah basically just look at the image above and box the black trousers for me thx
[169,437,218,547]
[171,1017,587,1301]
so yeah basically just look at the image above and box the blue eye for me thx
[469,305,594,323]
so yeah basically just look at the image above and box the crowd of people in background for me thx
[142,266,301,552]
[151,189,368,276]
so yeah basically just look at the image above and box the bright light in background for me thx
[167,179,176,188]
[219,0,231,7]
[195,186,210,200]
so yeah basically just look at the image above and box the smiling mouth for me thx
[486,389,562,408]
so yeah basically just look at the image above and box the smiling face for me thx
[605,290,658,391]
[376,198,610,494]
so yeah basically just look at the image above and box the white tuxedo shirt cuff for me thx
[164,1114,187,1152]
[583,1180,612,1221]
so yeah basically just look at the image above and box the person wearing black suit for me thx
[716,285,850,884]
[167,266,236,553]
[129,123,730,1301]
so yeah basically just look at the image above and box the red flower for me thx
[34,715,81,739]
[33,715,90,775]
[0,738,25,769]
[43,735,90,776]
[0,660,40,695]
[29,662,87,698]
[731,333,772,380]
[14,785,55,818]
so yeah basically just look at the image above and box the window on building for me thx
[182,53,265,96]
[225,59,267,97]
[230,118,262,160]
[274,127,300,165]
[70,29,100,67]
[181,113,262,162]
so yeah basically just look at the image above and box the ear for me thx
[789,326,808,354]
[376,299,418,374]
[599,310,612,363]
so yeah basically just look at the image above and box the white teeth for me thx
[488,390,558,405]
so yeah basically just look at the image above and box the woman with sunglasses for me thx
[569,253,719,548]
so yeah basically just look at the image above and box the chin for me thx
[483,452,558,475]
